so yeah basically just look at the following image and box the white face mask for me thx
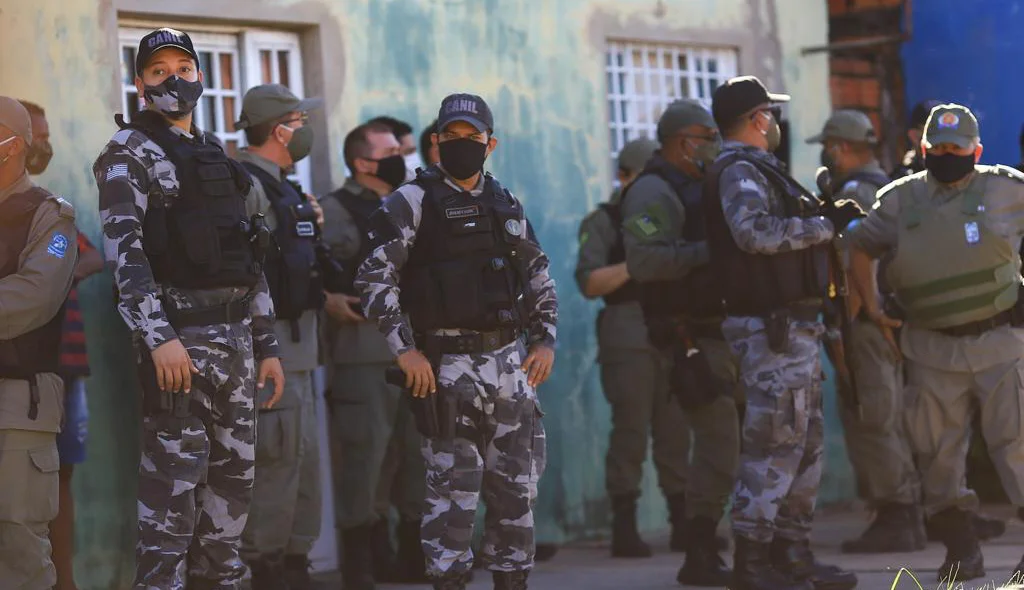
[403,152,424,182]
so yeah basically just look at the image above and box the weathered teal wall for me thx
[0,0,847,587]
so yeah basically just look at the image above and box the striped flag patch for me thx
[105,163,129,182]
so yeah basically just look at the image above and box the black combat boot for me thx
[840,503,922,553]
[396,518,429,582]
[283,553,313,590]
[249,552,291,590]
[667,492,688,552]
[610,494,652,558]
[535,544,560,562]
[431,570,473,590]
[675,516,731,587]
[732,536,813,590]
[341,524,376,590]
[370,517,398,582]
[771,537,858,590]
[926,510,1005,542]
[493,570,530,590]
[930,508,985,583]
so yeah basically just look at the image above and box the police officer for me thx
[705,76,860,590]
[321,120,426,588]
[618,99,739,586]
[233,83,325,590]
[94,28,285,589]
[576,136,695,560]
[356,93,557,590]
[807,110,924,553]
[848,103,1024,585]
[891,99,941,180]
[0,95,78,590]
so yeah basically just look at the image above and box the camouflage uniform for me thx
[355,170,556,578]
[96,120,279,590]
[715,142,833,544]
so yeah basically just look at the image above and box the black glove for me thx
[823,200,866,233]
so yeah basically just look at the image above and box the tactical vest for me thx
[596,201,641,305]
[844,168,891,193]
[620,158,723,318]
[120,111,259,290]
[325,186,381,295]
[886,168,1022,330]
[703,151,831,317]
[401,166,532,333]
[242,162,322,322]
[0,187,67,419]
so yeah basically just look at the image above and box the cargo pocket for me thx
[530,404,547,483]
[981,365,1024,453]
[255,410,296,464]
[744,387,800,451]
[495,398,540,484]
[27,445,60,523]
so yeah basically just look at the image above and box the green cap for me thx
[235,84,323,130]
[656,98,717,142]
[617,137,659,173]
[806,109,877,145]
[923,103,979,150]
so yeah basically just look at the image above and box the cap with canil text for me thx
[617,137,659,173]
[657,98,717,141]
[135,28,201,77]
[923,104,979,150]
[806,110,878,145]
[0,96,32,146]
[437,94,494,134]
[712,75,790,129]
[235,84,323,130]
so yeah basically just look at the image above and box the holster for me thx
[669,324,723,409]
[765,309,792,354]
[138,353,192,420]
[385,359,457,441]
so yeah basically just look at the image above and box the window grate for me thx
[605,40,738,173]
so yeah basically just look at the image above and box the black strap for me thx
[421,328,521,355]
[164,299,251,328]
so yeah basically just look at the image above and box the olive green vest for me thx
[886,171,1021,329]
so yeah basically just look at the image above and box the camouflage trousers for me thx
[421,339,546,577]
[134,328,257,590]
[724,317,825,544]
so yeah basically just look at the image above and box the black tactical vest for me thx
[703,151,830,317]
[400,166,532,333]
[325,186,382,296]
[121,112,258,290]
[596,201,641,305]
[620,157,723,318]
[843,168,891,191]
[242,162,322,321]
[0,187,67,419]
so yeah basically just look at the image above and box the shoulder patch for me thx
[624,206,665,238]
[46,232,70,259]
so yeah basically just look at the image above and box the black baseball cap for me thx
[437,93,494,133]
[711,75,790,130]
[135,28,201,76]
[909,99,942,130]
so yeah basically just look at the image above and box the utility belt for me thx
[935,305,1024,338]
[0,367,45,420]
[419,328,522,356]
[164,298,251,329]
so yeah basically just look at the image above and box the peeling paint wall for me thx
[0,0,837,586]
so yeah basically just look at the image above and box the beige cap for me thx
[806,109,877,145]
[0,96,32,145]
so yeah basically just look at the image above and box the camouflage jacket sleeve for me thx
[95,131,179,350]
[523,216,558,347]
[354,184,422,357]
[574,208,615,296]
[719,160,834,254]
[621,175,709,281]
[0,197,78,339]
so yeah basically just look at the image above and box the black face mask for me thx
[439,138,488,180]
[925,152,976,184]
[372,154,407,190]
[26,140,53,175]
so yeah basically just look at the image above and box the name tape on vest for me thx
[446,205,480,219]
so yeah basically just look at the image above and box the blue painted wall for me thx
[902,0,1024,165]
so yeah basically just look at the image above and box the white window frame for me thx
[117,25,312,192]
[605,40,738,174]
